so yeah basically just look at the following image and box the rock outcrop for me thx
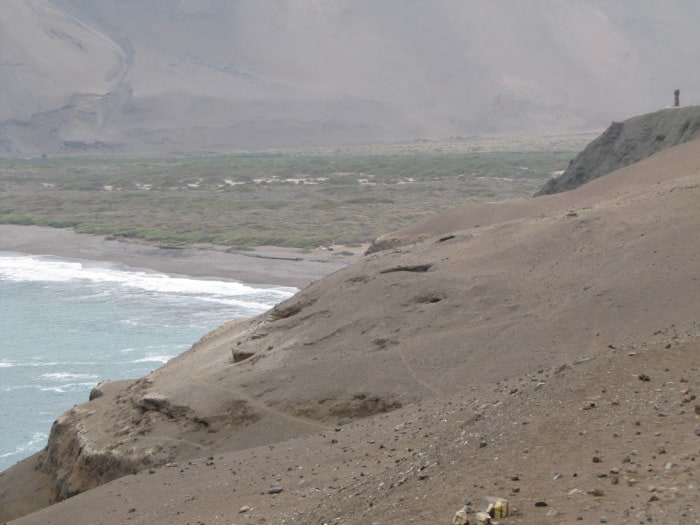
[535,106,700,195]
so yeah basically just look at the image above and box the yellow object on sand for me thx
[482,496,508,519]
[452,507,469,525]
[475,511,492,525]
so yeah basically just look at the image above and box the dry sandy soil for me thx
[2,139,700,524]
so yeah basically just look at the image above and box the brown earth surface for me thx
[2,139,700,524]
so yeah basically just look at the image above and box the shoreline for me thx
[0,225,365,288]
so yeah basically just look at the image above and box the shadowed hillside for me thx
[535,106,700,195]
[2,0,700,153]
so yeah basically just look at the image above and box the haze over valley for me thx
[2,0,700,153]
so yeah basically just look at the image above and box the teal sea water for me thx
[0,252,296,472]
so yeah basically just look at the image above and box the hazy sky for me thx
[2,0,699,152]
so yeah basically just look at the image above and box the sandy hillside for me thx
[1,136,699,523]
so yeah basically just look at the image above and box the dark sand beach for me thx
[0,225,364,288]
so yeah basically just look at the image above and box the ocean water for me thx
[0,252,296,472]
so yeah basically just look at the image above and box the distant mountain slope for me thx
[0,0,129,152]
[2,0,700,153]
[535,106,700,195]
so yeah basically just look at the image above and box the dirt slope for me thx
[2,138,699,523]
[9,337,699,524]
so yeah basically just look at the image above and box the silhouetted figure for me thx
[674,89,680,107]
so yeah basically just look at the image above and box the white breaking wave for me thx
[39,372,99,381]
[38,382,98,393]
[0,253,296,305]
[0,432,48,460]
[128,355,175,364]
[0,361,96,368]
[0,250,297,472]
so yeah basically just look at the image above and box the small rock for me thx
[638,374,651,382]
[534,501,548,507]
[268,486,284,494]
[588,488,605,497]
[239,505,252,513]
[553,473,563,480]
[694,428,700,436]
[628,478,638,486]
[592,456,602,463]
[600,516,608,523]
[546,508,559,517]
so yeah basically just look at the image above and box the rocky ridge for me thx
[535,106,700,196]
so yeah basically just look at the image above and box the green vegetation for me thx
[0,136,590,249]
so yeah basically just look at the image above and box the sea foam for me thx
[0,252,295,303]
[0,251,296,471]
